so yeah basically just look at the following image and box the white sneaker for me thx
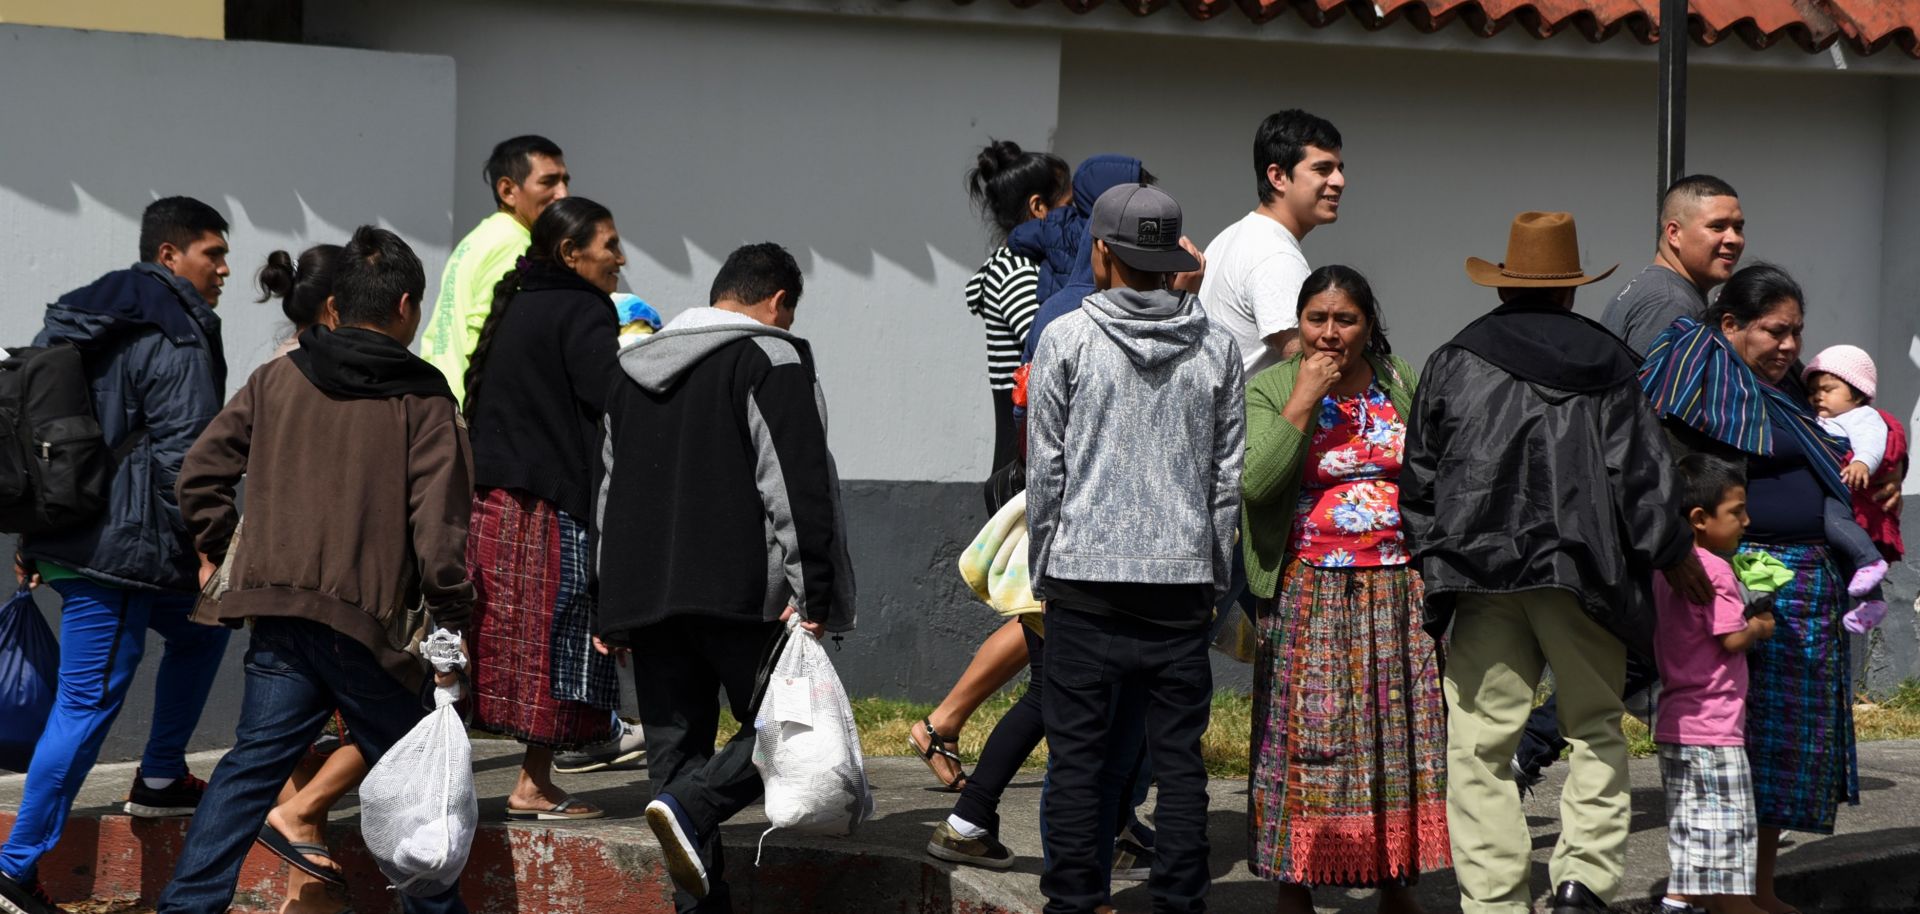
[554,719,647,773]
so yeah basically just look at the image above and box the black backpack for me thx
[0,344,115,534]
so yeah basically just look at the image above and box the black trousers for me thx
[631,615,785,914]
[1041,606,1212,914]
[951,622,1045,835]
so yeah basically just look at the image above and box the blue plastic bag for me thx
[0,587,57,772]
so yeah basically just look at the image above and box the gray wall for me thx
[296,0,1920,702]
[307,0,1063,484]
[0,23,457,761]
[1052,31,1905,384]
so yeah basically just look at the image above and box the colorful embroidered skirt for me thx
[467,487,617,749]
[1741,541,1858,834]
[1248,561,1450,885]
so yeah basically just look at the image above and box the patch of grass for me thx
[1854,679,1920,741]
[714,677,1920,780]
[1877,678,1920,714]
[721,687,1257,778]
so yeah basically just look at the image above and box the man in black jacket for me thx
[594,242,855,913]
[1402,212,1709,914]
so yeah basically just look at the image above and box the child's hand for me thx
[1842,461,1870,490]
[1751,611,1776,642]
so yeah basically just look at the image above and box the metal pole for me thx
[1657,0,1689,201]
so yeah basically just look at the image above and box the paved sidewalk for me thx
[2,740,1917,912]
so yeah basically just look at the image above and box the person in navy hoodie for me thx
[0,197,233,914]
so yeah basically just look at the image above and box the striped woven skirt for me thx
[1248,561,1450,886]
[467,487,617,749]
[1741,541,1859,834]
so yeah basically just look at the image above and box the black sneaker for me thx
[124,768,207,818]
[1511,753,1544,799]
[1112,823,1155,882]
[1549,880,1608,914]
[554,721,647,773]
[645,794,708,899]
[0,870,61,914]
[925,821,1014,870]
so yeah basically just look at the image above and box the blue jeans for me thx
[156,617,467,914]
[0,579,230,880]
[1041,607,1212,914]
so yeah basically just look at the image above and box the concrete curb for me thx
[7,745,1920,912]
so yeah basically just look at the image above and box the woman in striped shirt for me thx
[904,143,1071,797]
[965,140,1069,473]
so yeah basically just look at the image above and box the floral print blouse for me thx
[1290,383,1409,567]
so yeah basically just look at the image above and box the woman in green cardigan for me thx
[1241,266,1448,913]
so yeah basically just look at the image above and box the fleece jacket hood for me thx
[1007,154,1145,327]
[619,307,806,394]
[1083,287,1209,370]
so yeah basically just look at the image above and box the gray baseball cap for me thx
[1089,183,1200,274]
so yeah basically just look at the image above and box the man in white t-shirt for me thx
[1199,109,1345,380]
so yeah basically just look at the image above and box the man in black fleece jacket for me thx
[594,242,855,913]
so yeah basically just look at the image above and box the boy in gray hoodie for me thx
[1027,184,1244,914]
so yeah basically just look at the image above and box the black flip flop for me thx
[255,822,345,886]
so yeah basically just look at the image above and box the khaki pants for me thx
[1444,589,1629,914]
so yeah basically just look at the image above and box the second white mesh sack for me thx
[752,617,874,853]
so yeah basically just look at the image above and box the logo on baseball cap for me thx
[1089,183,1201,275]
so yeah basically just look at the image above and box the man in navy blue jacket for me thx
[0,197,233,914]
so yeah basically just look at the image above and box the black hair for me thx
[485,134,565,208]
[1677,452,1746,517]
[1254,109,1342,204]
[331,225,425,328]
[1138,166,1157,186]
[1706,263,1804,329]
[1296,264,1390,355]
[256,243,342,329]
[139,196,228,262]
[966,140,1070,239]
[710,243,803,309]
[1807,370,1871,406]
[1660,174,1739,221]
[465,196,615,417]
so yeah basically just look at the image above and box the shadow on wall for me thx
[0,26,452,251]
[304,0,1060,286]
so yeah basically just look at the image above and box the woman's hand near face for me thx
[1280,351,1342,434]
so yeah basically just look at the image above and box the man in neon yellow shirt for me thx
[421,134,571,401]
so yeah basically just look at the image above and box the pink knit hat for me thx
[1805,344,1877,402]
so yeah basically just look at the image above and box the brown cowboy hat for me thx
[1465,211,1617,288]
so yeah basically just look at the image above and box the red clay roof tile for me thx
[956,0,1920,58]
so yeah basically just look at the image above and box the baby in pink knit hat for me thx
[1804,344,1899,632]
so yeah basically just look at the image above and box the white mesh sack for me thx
[359,632,476,897]
[752,618,874,857]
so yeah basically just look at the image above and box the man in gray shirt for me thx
[1601,175,1744,359]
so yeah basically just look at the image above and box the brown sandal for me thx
[908,717,968,792]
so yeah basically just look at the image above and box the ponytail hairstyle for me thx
[256,243,343,331]
[966,139,1070,240]
[464,196,616,418]
[1296,264,1392,356]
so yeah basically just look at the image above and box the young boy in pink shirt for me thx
[1653,454,1777,914]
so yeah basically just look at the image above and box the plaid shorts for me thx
[1659,743,1758,896]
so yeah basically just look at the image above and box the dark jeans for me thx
[156,617,465,914]
[630,616,784,914]
[1515,653,1660,776]
[952,623,1046,835]
[1041,606,1212,914]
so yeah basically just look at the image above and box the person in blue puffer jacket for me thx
[0,197,234,914]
